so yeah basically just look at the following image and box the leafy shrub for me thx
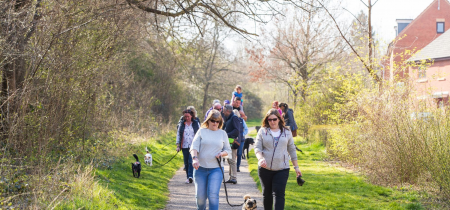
[327,80,450,198]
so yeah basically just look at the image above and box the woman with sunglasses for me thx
[176,109,200,184]
[190,110,231,210]
[254,109,302,210]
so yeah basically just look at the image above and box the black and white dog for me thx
[242,138,255,160]
[144,147,153,166]
[131,154,141,178]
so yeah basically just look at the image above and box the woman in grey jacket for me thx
[254,109,302,210]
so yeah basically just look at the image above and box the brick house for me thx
[408,30,450,107]
[385,0,450,81]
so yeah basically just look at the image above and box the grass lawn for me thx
[56,132,183,210]
[247,139,425,210]
[246,118,263,127]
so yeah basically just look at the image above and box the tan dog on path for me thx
[242,195,257,210]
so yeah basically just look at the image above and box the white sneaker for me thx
[185,179,190,184]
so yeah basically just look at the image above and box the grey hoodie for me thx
[254,127,298,171]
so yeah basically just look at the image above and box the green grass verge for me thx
[247,139,425,210]
[247,129,257,138]
[56,132,183,210]
[246,118,262,128]
[246,118,262,138]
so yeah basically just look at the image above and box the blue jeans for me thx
[237,141,245,170]
[182,148,193,179]
[193,166,223,210]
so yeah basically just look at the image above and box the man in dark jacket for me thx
[222,104,241,184]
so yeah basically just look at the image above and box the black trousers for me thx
[258,167,290,210]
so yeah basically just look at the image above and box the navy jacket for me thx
[237,118,245,143]
[284,109,298,131]
[223,112,242,143]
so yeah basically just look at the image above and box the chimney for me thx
[396,19,413,36]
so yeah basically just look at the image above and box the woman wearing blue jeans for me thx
[176,109,200,184]
[190,110,232,210]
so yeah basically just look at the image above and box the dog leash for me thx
[152,151,180,168]
[147,140,173,152]
[216,158,245,207]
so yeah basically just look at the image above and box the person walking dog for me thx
[222,104,241,184]
[254,108,302,210]
[190,110,232,210]
[176,109,200,184]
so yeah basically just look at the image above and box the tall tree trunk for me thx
[368,0,373,71]
[1,64,9,141]
[1,62,18,142]
[1,0,39,141]
[202,82,210,116]
[293,90,298,108]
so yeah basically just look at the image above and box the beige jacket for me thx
[254,127,298,171]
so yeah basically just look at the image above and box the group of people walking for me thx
[175,85,301,210]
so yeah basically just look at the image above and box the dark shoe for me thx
[189,177,193,183]
[237,169,240,172]
[224,179,237,184]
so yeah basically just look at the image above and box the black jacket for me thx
[177,117,200,147]
[283,108,298,131]
[177,116,200,128]
[223,112,242,142]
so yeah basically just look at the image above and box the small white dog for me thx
[144,147,153,166]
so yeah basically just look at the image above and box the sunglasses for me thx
[267,118,278,122]
[214,107,222,111]
[209,119,220,124]
[183,110,193,114]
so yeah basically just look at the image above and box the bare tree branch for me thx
[372,0,380,6]
[342,7,366,31]
[359,0,369,7]
[317,0,380,83]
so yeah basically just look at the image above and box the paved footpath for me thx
[165,127,263,209]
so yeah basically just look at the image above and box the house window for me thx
[418,66,426,78]
[437,22,445,33]
[439,100,444,108]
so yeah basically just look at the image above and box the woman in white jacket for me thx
[254,109,302,210]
